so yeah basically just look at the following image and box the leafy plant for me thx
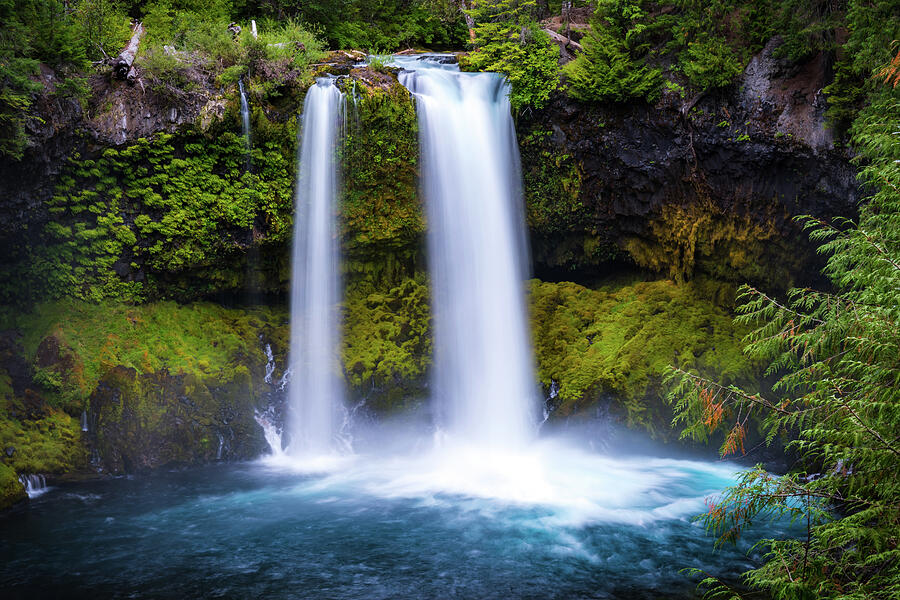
[460,0,561,112]
[666,73,900,599]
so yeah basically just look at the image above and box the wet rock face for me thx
[88,366,267,474]
[521,41,860,289]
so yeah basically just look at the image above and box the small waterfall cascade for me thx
[238,78,252,154]
[19,474,49,498]
[81,409,89,432]
[263,343,276,384]
[288,78,345,455]
[396,56,537,449]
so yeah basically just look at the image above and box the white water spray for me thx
[397,56,537,449]
[288,78,345,455]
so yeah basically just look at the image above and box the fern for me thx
[666,57,900,599]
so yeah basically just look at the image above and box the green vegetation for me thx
[0,404,86,474]
[460,0,561,111]
[1,119,296,304]
[0,0,120,159]
[666,59,900,599]
[342,80,424,284]
[281,0,468,51]
[563,0,663,103]
[0,463,26,510]
[138,6,327,94]
[6,299,286,412]
[531,277,754,434]
[342,277,432,411]
[560,0,900,135]
[520,129,585,233]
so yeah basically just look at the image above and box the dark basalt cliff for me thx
[521,40,859,288]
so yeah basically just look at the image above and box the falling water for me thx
[238,78,252,156]
[397,56,537,449]
[288,78,345,455]
[18,474,49,499]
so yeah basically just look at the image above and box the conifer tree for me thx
[666,58,900,599]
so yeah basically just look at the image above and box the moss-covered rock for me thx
[89,366,265,473]
[530,277,758,436]
[341,72,424,286]
[342,277,431,412]
[0,103,298,305]
[0,300,288,476]
[0,462,26,510]
[0,400,86,475]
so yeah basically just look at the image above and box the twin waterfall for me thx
[286,58,535,456]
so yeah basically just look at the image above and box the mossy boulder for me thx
[342,277,431,412]
[89,366,265,473]
[0,463,26,510]
[530,277,758,436]
[1,300,289,476]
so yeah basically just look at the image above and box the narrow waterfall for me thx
[238,78,252,154]
[288,78,344,455]
[397,57,537,449]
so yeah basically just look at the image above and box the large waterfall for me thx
[288,78,344,455]
[397,56,537,449]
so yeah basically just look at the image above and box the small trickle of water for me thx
[263,344,276,385]
[238,78,252,160]
[81,409,89,432]
[540,380,560,426]
[255,409,284,457]
[19,474,49,499]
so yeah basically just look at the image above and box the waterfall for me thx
[288,78,345,455]
[238,78,252,158]
[397,56,537,449]
[19,474,49,499]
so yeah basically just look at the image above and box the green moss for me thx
[341,80,423,285]
[0,401,86,474]
[520,129,586,234]
[0,462,26,510]
[1,106,297,304]
[12,299,288,412]
[529,277,756,435]
[342,276,431,411]
[621,197,799,287]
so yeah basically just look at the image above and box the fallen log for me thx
[543,28,583,52]
[113,22,144,80]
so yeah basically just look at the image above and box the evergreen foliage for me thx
[460,0,560,111]
[563,0,663,103]
[666,70,900,598]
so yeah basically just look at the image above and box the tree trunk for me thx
[543,28,583,52]
[113,22,144,80]
[459,1,476,41]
